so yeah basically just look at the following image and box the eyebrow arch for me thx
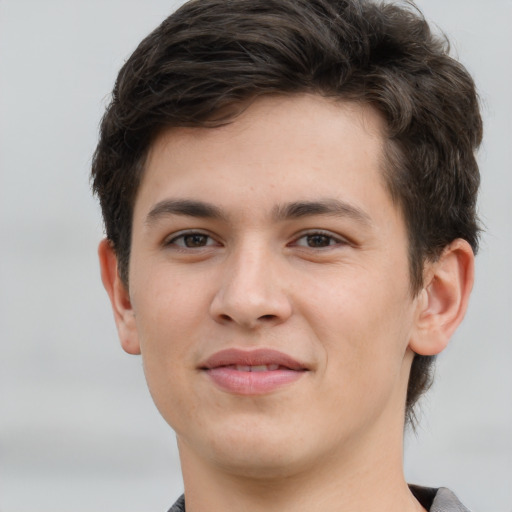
[145,198,372,227]
[272,199,372,226]
[145,199,227,225]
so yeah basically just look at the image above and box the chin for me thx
[211,445,310,480]
[178,417,327,480]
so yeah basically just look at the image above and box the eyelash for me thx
[292,230,348,249]
[164,231,219,249]
[164,230,348,250]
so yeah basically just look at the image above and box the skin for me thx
[99,94,474,512]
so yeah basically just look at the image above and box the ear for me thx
[409,239,475,356]
[98,239,141,355]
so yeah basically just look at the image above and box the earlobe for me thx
[409,239,475,356]
[98,239,141,355]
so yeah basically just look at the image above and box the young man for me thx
[92,1,482,510]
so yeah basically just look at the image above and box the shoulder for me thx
[167,489,471,512]
[166,494,186,512]
[410,485,471,512]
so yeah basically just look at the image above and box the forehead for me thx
[133,94,398,231]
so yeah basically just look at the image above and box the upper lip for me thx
[200,348,308,371]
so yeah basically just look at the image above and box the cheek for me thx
[302,266,414,382]
[134,294,201,431]
[131,272,210,394]
[311,286,414,433]
[133,265,212,341]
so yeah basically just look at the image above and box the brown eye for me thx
[167,232,217,248]
[306,234,333,247]
[183,234,209,247]
[293,231,347,249]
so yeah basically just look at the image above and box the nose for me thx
[209,242,293,329]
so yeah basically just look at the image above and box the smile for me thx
[200,349,309,395]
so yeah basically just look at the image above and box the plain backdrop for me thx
[1,1,511,511]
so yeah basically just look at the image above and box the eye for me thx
[166,231,218,248]
[293,231,346,248]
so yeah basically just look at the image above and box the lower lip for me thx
[204,367,305,395]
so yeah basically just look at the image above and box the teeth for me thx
[234,364,280,372]
[251,365,269,372]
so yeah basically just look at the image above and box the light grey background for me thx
[1,1,510,511]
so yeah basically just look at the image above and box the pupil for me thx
[307,234,330,247]
[185,234,207,247]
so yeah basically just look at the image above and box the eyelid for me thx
[163,229,220,248]
[162,228,351,249]
[290,229,350,248]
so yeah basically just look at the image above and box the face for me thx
[124,95,422,476]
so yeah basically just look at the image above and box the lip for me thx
[201,348,308,370]
[200,348,309,395]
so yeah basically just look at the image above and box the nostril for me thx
[259,314,277,321]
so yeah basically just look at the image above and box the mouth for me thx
[216,363,285,372]
[201,348,308,371]
[199,348,309,395]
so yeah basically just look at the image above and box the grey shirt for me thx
[167,486,470,511]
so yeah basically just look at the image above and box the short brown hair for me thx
[91,0,482,424]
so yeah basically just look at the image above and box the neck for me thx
[178,413,425,512]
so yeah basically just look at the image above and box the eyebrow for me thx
[145,198,372,226]
[145,199,227,225]
[272,199,372,226]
